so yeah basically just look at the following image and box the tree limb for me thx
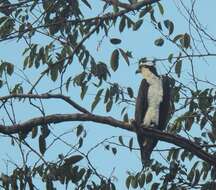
[0,93,90,114]
[0,112,216,166]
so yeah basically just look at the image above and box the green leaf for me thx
[118,136,124,145]
[119,17,126,32]
[180,150,189,161]
[81,85,88,100]
[173,34,184,42]
[50,64,58,81]
[183,33,190,49]
[64,155,84,165]
[187,167,195,182]
[106,99,113,112]
[154,38,164,46]
[112,147,117,155]
[208,132,215,143]
[76,124,84,137]
[119,48,130,65]
[91,89,104,112]
[127,87,134,98]
[164,20,174,35]
[193,169,201,186]
[146,172,153,184]
[133,19,143,31]
[110,38,121,45]
[123,113,129,122]
[110,49,119,71]
[139,6,152,18]
[151,183,160,190]
[105,145,110,151]
[157,22,162,30]
[0,80,3,88]
[138,173,145,188]
[78,137,83,149]
[129,138,133,151]
[125,176,131,189]
[168,53,173,63]
[131,176,138,188]
[31,126,38,139]
[81,0,91,9]
[121,107,127,116]
[6,62,14,76]
[39,135,46,155]
[104,89,110,103]
[175,60,182,78]
[157,2,164,15]
[41,125,50,138]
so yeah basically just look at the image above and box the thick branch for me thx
[0,113,216,166]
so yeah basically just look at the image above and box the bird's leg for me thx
[129,119,140,133]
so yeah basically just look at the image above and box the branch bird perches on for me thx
[0,93,216,166]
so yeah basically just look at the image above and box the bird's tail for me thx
[133,121,158,167]
[140,138,155,167]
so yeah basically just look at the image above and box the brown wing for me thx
[135,79,149,126]
[158,76,172,131]
[135,79,152,166]
[135,76,172,166]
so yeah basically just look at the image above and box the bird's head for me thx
[136,58,159,78]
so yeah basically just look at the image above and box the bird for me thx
[135,59,172,166]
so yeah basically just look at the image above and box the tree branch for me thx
[0,112,216,166]
[0,93,90,114]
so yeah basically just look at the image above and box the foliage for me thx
[0,0,216,189]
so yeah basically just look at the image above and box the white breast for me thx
[143,76,163,126]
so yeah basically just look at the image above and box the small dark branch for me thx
[0,113,216,166]
[0,93,90,114]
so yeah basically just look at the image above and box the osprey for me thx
[135,59,172,166]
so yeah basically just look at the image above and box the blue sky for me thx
[0,0,216,189]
